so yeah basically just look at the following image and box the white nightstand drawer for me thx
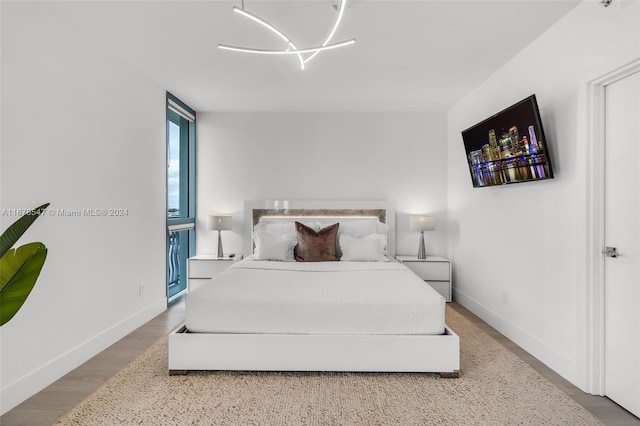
[188,258,234,278]
[404,261,450,281]
[188,278,211,292]
[187,255,242,293]
[396,256,452,302]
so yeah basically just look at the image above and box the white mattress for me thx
[185,258,446,335]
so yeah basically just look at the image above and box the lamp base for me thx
[217,230,224,258]
[417,231,426,260]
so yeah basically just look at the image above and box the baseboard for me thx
[0,299,166,415]
[453,289,577,386]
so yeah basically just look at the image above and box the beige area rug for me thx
[55,308,601,425]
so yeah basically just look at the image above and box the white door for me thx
[604,70,640,418]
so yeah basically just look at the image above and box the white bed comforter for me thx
[185,259,445,335]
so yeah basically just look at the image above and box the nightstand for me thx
[396,255,452,302]
[187,254,242,292]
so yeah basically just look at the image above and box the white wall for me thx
[446,1,640,390]
[0,3,167,413]
[196,112,448,258]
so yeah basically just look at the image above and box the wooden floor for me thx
[1,301,638,426]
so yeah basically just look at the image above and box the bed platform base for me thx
[169,369,460,378]
[168,325,460,378]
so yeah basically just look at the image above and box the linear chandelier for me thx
[218,0,355,70]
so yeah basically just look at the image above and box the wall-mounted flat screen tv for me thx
[461,94,554,188]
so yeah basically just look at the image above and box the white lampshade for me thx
[409,215,436,232]
[207,215,232,231]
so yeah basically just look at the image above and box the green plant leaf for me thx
[0,242,47,326]
[0,203,50,258]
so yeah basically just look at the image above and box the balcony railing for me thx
[167,222,194,303]
[168,231,181,290]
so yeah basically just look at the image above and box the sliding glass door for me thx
[166,93,195,304]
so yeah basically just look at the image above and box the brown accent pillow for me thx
[294,222,340,262]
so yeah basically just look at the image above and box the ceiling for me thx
[48,0,580,112]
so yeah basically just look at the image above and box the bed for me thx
[168,200,460,377]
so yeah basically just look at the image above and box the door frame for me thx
[584,57,640,396]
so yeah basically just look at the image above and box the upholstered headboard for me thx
[243,200,395,257]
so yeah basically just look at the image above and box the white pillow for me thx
[336,219,379,238]
[341,220,390,253]
[254,231,296,261]
[253,219,320,244]
[328,219,389,238]
[253,220,319,243]
[340,234,386,261]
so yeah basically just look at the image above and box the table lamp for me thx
[409,215,436,259]
[207,215,232,257]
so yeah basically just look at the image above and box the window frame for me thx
[166,92,196,304]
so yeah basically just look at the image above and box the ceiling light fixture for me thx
[218,0,355,70]
[218,40,356,55]
[227,6,305,69]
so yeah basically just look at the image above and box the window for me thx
[166,93,196,304]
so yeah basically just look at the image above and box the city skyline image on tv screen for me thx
[461,94,554,188]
